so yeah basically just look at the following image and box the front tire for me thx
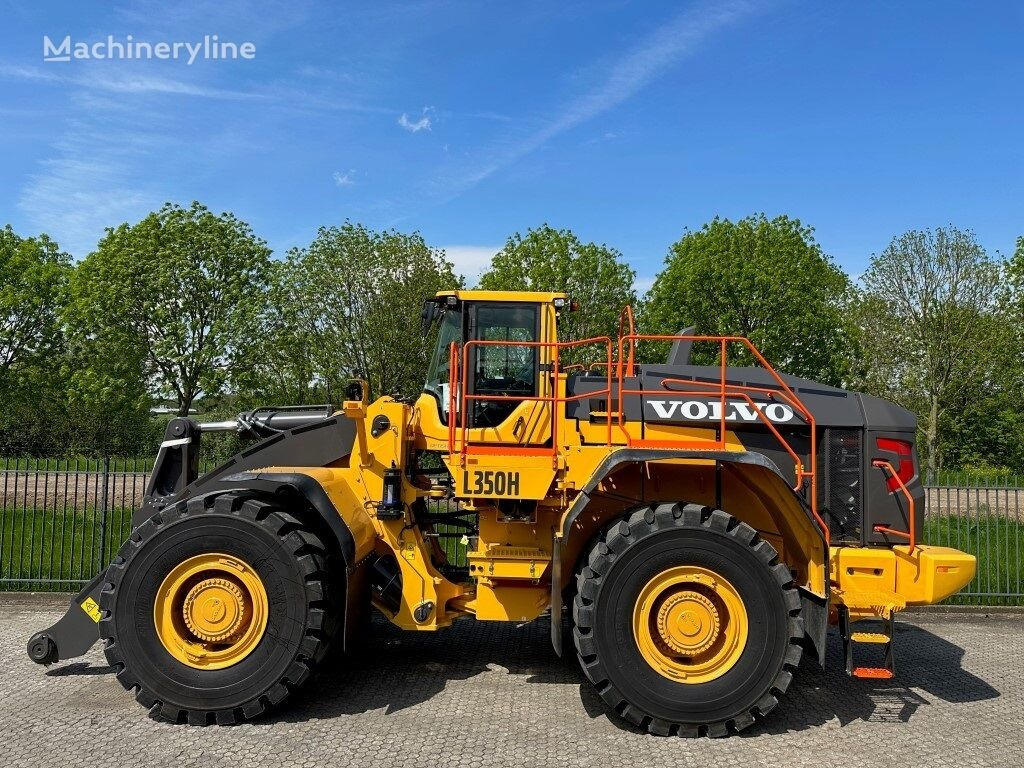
[573,502,803,737]
[99,492,337,724]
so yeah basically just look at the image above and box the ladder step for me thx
[851,666,894,680]
[850,632,890,644]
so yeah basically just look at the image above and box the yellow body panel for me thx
[261,398,472,631]
[893,545,977,604]
[830,544,977,619]
[467,583,549,622]
[435,289,568,304]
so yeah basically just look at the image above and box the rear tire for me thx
[572,502,803,737]
[99,492,338,724]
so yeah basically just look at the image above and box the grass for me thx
[924,514,1024,605]
[0,507,134,591]
[932,469,1023,488]
[1,456,154,472]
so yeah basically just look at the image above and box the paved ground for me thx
[1,599,1020,768]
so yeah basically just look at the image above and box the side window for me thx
[423,308,463,421]
[471,304,538,427]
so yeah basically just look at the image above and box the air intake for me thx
[825,428,862,542]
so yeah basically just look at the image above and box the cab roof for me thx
[433,289,569,303]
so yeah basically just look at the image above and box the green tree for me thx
[478,225,637,362]
[855,227,1007,479]
[67,202,273,416]
[0,226,74,456]
[0,225,70,384]
[244,223,459,403]
[643,215,853,384]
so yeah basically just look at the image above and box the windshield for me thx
[423,308,462,415]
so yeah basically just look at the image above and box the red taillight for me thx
[875,437,914,491]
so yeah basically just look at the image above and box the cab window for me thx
[470,304,539,427]
[423,307,462,420]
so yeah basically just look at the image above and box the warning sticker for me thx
[80,597,101,623]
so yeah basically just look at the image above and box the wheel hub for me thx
[154,553,269,670]
[632,565,749,684]
[182,577,250,643]
[656,590,720,656]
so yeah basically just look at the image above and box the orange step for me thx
[851,666,894,680]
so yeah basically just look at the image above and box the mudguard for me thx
[551,447,828,663]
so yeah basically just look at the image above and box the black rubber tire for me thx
[572,502,803,737]
[99,492,337,724]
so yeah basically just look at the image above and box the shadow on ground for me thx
[43,615,1000,735]
[288,616,1000,735]
[746,621,1000,736]
[45,662,116,677]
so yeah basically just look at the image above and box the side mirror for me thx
[420,299,439,336]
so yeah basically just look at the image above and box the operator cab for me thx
[418,290,568,443]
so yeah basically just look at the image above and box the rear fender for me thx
[554,448,827,662]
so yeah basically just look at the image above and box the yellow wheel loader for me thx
[28,290,976,735]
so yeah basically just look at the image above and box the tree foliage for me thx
[67,202,272,416]
[478,225,636,362]
[0,225,158,456]
[0,225,70,384]
[239,223,460,404]
[3,209,1023,475]
[854,227,1008,479]
[642,215,853,385]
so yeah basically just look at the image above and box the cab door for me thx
[464,302,553,447]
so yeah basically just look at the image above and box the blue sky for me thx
[1,1,1022,291]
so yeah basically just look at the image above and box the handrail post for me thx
[719,338,727,451]
[872,459,916,554]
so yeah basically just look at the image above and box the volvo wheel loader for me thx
[27,290,976,736]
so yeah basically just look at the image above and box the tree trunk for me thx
[924,395,940,484]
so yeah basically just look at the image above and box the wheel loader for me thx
[27,290,976,736]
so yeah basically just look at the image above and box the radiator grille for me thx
[825,428,862,542]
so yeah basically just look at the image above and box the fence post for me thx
[98,457,110,572]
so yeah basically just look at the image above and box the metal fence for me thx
[1,458,1021,604]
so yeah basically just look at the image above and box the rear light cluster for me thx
[875,437,914,491]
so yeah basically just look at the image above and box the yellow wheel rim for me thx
[154,553,268,670]
[632,565,748,684]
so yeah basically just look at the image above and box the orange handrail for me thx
[449,336,614,465]
[445,325,826,545]
[871,459,916,554]
[617,306,636,379]
[614,333,824,544]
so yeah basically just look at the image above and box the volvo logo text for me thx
[645,399,796,423]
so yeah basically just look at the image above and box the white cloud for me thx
[0,63,262,99]
[295,64,354,84]
[398,106,433,133]
[333,169,356,186]
[441,1,759,197]
[18,129,161,258]
[441,244,501,285]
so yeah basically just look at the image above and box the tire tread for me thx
[571,502,804,737]
[99,492,337,725]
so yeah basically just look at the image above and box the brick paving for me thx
[1,599,1019,767]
